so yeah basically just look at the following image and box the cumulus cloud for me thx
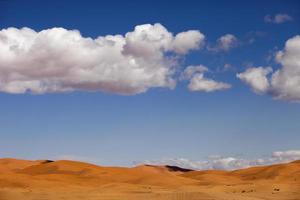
[208,34,238,52]
[272,150,300,162]
[216,34,238,51]
[237,35,300,102]
[171,30,205,54]
[181,65,208,80]
[140,150,300,170]
[182,65,231,92]
[264,14,293,24]
[237,67,272,94]
[0,24,204,95]
[188,74,232,92]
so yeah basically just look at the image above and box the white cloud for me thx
[207,34,238,52]
[271,36,300,101]
[188,74,232,92]
[237,67,273,94]
[0,24,205,95]
[140,150,300,170]
[182,65,231,92]
[172,30,205,54]
[237,35,300,102]
[272,150,300,162]
[181,65,208,80]
[264,14,293,24]
[216,34,238,51]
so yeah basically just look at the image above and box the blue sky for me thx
[0,0,300,168]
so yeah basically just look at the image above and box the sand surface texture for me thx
[0,158,299,200]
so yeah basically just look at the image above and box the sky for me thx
[0,0,300,169]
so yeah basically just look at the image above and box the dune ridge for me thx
[0,158,299,200]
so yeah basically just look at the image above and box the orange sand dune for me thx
[0,158,46,173]
[0,158,299,200]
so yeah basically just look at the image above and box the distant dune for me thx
[0,158,299,200]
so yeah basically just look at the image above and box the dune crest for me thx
[0,158,299,200]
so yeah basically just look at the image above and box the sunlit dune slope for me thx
[230,160,300,182]
[0,158,52,173]
[0,158,299,200]
[182,160,300,183]
[2,159,197,188]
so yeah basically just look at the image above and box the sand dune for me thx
[0,158,299,200]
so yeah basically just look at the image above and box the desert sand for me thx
[0,158,299,200]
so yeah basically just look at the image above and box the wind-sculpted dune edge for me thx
[0,158,299,200]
